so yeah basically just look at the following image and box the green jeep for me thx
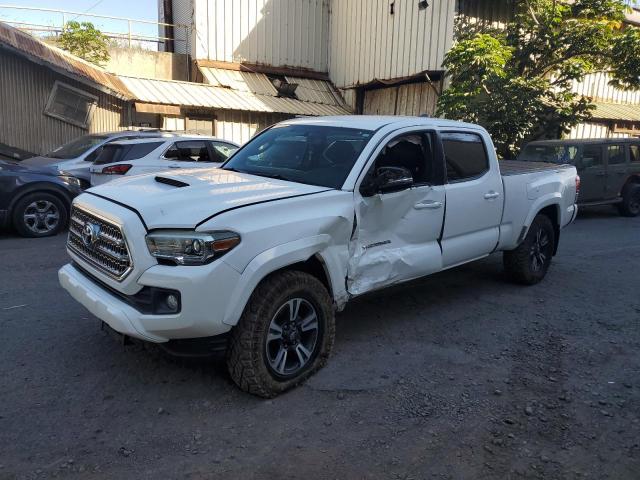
[518,139,640,217]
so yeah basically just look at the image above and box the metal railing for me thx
[0,4,190,51]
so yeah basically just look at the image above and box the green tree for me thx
[437,0,640,158]
[58,21,111,66]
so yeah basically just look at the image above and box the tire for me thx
[12,192,68,238]
[226,270,335,398]
[616,184,640,217]
[503,214,556,285]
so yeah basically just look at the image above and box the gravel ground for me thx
[0,207,639,480]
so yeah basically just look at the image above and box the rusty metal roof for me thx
[120,75,351,116]
[0,21,132,99]
[199,66,347,108]
[593,102,640,122]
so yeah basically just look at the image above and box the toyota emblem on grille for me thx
[81,222,101,248]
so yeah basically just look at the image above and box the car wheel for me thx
[503,214,555,285]
[616,184,640,217]
[12,192,68,238]
[226,270,335,398]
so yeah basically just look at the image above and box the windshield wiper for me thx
[252,172,292,182]
[223,167,247,174]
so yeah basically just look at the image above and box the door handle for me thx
[484,191,500,200]
[168,165,182,169]
[414,201,443,210]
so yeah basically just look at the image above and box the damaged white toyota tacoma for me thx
[59,116,579,397]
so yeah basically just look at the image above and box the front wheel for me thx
[12,192,68,238]
[226,270,335,397]
[503,214,555,285]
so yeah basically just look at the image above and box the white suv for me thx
[90,137,239,185]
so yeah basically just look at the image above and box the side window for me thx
[630,145,640,164]
[441,132,489,182]
[582,145,603,168]
[123,142,164,161]
[607,145,626,165]
[164,141,209,162]
[209,142,238,162]
[374,133,433,184]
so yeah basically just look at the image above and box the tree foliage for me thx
[437,0,640,157]
[58,21,111,66]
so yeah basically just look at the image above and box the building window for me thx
[44,81,97,129]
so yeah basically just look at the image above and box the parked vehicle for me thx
[518,138,640,216]
[59,116,578,397]
[89,137,239,186]
[0,160,88,237]
[19,130,180,181]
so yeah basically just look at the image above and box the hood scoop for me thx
[155,176,189,188]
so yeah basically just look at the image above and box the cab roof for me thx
[281,115,485,132]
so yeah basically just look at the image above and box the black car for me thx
[0,160,88,237]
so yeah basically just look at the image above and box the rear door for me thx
[162,140,211,169]
[577,144,606,202]
[605,143,629,199]
[440,131,504,268]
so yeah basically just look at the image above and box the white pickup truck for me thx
[59,116,579,397]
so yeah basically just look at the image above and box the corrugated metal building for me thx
[0,22,132,159]
[456,0,640,139]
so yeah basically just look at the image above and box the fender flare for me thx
[8,182,73,216]
[221,234,338,326]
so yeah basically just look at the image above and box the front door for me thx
[348,130,445,295]
[440,131,504,268]
[605,144,629,199]
[577,144,606,202]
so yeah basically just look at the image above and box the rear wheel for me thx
[12,192,68,238]
[226,270,335,397]
[616,184,640,217]
[504,214,555,285]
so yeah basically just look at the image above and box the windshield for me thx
[47,134,109,159]
[222,124,374,188]
[518,144,579,164]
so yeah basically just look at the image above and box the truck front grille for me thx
[67,206,132,281]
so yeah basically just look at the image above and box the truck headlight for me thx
[145,230,240,265]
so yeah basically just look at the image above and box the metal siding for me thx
[193,0,329,71]
[0,51,128,156]
[572,72,640,105]
[329,0,456,88]
[362,82,438,116]
[455,0,512,32]
[214,110,289,144]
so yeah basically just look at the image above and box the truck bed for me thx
[499,160,565,176]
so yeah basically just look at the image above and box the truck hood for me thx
[85,168,330,229]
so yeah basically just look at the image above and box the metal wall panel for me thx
[0,51,129,156]
[215,109,290,144]
[572,72,640,105]
[193,0,329,72]
[567,122,632,139]
[455,0,512,32]
[329,0,457,88]
[363,82,438,116]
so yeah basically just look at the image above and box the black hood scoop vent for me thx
[155,176,189,188]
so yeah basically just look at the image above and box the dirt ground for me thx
[0,207,639,479]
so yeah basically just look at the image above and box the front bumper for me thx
[59,260,241,342]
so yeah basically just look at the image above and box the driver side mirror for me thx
[360,166,414,197]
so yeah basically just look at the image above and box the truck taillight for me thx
[575,175,580,201]
[102,164,132,175]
